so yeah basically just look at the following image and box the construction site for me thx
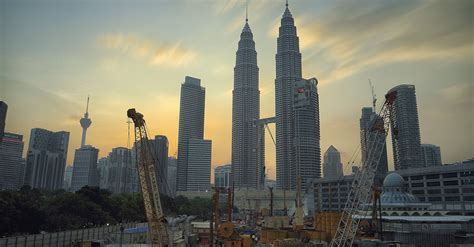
[111,95,400,247]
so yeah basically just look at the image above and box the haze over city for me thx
[1,0,472,180]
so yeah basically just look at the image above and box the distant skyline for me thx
[1,0,472,179]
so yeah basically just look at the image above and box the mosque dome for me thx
[381,172,420,204]
[383,173,405,188]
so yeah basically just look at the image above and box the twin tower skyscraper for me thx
[232,3,320,191]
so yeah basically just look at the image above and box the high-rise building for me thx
[186,139,212,191]
[63,165,73,190]
[231,14,263,190]
[177,76,206,191]
[360,107,389,185]
[275,3,319,190]
[150,135,169,195]
[0,101,7,143]
[105,147,137,194]
[293,78,321,189]
[421,144,442,167]
[215,164,232,188]
[70,145,99,191]
[79,97,92,148]
[167,156,177,196]
[323,145,343,179]
[24,128,69,190]
[0,132,24,190]
[388,84,423,170]
[97,157,109,189]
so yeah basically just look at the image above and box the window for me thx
[445,196,460,202]
[411,175,423,180]
[461,171,474,177]
[427,181,440,187]
[443,172,458,178]
[428,197,442,202]
[464,196,474,201]
[445,188,460,194]
[412,190,425,195]
[443,180,459,186]
[428,189,441,194]
[462,187,474,193]
[426,174,439,179]
[411,182,424,188]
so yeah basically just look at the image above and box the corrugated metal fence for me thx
[0,222,139,247]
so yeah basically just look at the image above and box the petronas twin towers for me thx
[232,3,320,191]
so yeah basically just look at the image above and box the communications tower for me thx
[80,96,91,147]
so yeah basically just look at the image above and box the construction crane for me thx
[127,108,169,246]
[368,79,377,112]
[330,91,397,247]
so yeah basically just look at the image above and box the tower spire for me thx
[246,1,248,22]
[80,95,92,147]
[286,0,288,7]
[85,95,90,118]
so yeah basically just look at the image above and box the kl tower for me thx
[80,96,92,147]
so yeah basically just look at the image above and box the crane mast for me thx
[330,91,397,247]
[127,108,168,246]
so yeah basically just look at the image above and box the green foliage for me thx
[0,186,212,237]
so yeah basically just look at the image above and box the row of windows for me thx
[411,180,459,187]
[409,172,461,180]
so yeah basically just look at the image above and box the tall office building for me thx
[79,97,92,147]
[97,157,109,189]
[177,76,206,191]
[167,157,177,196]
[323,145,343,179]
[0,132,24,190]
[24,128,69,190]
[293,78,321,189]
[70,145,99,191]
[63,165,73,190]
[151,135,169,195]
[0,101,7,143]
[388,84,423,170]
[186,139,212,191]
[275,3,318,190]
[421,144,442,167]
[360,107,389,185]
[215,164,232,188]
[231,14,263,189]
[105,147,136,194]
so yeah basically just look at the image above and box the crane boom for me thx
[127,108,169,246]
[330,91,397,247]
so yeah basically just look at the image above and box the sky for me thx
[1,0,473,180]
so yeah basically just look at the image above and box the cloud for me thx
[98,33,197,67]
[292,0,473,84]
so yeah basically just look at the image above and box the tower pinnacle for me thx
[80,96,92,147]
[246,1,248,22]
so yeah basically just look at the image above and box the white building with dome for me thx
[362,172,446,217]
